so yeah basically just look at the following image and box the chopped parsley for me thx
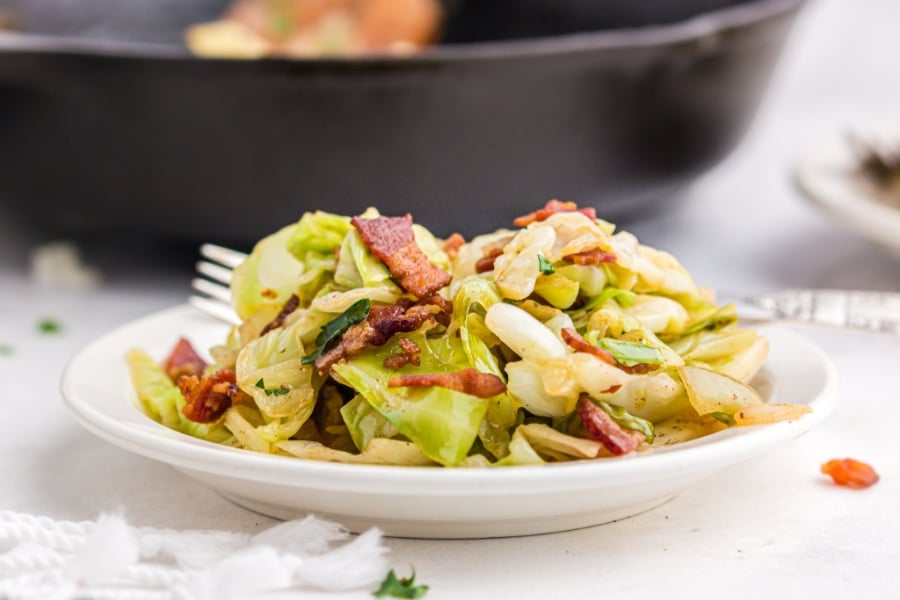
[374,568,429,599]
[537,253,555,275]
[255,378,290,396]
[37,318,62,334]
[302,298,371,365]
[0,345,12,356]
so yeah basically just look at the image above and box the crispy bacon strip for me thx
[352,215,452,299]
[383,337,422,371]
[315,304,435,375]
[564,249,617,266]
[513,199,597,227]
[163,338,207,382]
[577,395,642,456]
[475,247,504,274]
[442,233,465,259]
[561,328,659,375]
[821,458,880,489]
[259,294,300,337]
[178,369,238,423]
[388,368,506,398]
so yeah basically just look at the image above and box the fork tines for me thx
[190,244,249,325]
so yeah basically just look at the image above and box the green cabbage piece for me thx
[412,224,452,273]
[286,211,352,262]
[236,320,319,420]
[340,394,400,452]
[533,273,579,309]
[126,349,231,442]
[334,229,401,292]
[452,276,519,459]
[556,264,606,297]
[667,328,758,365]
[332,332,490,466]
[493,428,544,466]
[230,224,306,320]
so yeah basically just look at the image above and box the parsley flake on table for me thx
[374,568,429,599]
[0,344,12,356]
[37,318,62,334]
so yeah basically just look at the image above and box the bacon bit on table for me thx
[163,338,207,383]
[388,368,506,398]
[259,294,300,337]
[351,215,451,299]
[178,369,238,423]
[577,395,642,456]
[560,328,659,375]
[383,337,422,371]
[442,233,465,259]
[512,199,597,227]
[315,304,435,375]
[564,249,617,265]
[821,458,880,489]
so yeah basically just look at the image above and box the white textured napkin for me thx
[0,511,388,600]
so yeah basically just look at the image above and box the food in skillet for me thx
[127,200,811,467]
[186,0,442,58]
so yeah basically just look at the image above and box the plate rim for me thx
[61,304,839,494]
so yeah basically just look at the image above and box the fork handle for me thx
[730,289,900,334]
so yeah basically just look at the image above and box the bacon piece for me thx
[315,304,435,375]
[388,368,506,398]
[442,233,465,259]
[383,337,422,371]
[423,294,452,314]
[821,458,880,489]
[513,199,597,227]
[163,338,207,382]
[577,395,642,456]
[352,215,452,299]
[259,294,300,337]
[475,247,504,274]
[561,328,615,364]
[561,328,659,375]
[178,369,238,423]
[564,249,617,266]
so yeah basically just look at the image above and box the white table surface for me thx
[2,0,899,597]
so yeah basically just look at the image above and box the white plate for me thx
[795,124,900,261]
[62,305,838,539]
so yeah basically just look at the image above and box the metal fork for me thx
[190,244,900,334]
[190,244,247,326]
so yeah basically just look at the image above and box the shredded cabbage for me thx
[131,202,807,467]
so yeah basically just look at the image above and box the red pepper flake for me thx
[820,458,880,489]
[564,249,617,265]
[513,199,597,227]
